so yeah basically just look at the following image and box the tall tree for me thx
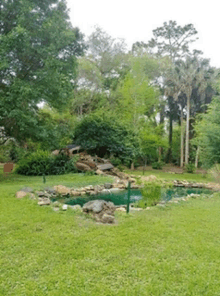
[0,0,85,143]
[147,21,199,62]
[144,21,200,163]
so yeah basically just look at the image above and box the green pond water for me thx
[54,187,212,207]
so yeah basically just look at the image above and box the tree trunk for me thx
[180,107,184,167]
[158,105,165,163]
[185,95,190,165]
[167,113,173,163]
[195,146,200,169]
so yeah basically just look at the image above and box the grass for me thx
[1,169,220,295]
[0,171,114,193]
[126,169,214,183]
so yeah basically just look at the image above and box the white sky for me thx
[67,0,220,68]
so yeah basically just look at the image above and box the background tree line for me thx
[0,0,219,170]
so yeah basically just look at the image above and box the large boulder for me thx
[16,191,35,199]
[75,162,92,172]
[83,200,116,223]
[54,185,70,195]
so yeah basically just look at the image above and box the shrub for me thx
[137,182,162,208]
[209,164,220,183]
[9,145,28,163]
[15,150,53,175]
[152,161,163,170]
[110,157,122,167]
[0,145,10,163]
[185,163,195,174]
[15,151,78,176]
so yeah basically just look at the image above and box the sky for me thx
[67,0,220,68]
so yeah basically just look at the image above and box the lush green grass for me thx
[126,169,214,183]
[1,174,220,294]
[0,171,113,193]
[1,169,220,295]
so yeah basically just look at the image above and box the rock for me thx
[96,169,107,176]
[128,177,136,183]
[62,204,68,211]
[104,183,113,189]
[38,198,51,206]
[97,163,114,171]
[131,184,140,189]
[141,175,157,182]
[116,207,126,212]
[69,205,82,212]
[84,185,94,191]
[131,207,142,211]
[82,161,97,169]
[83,200,106,213]
[35,191,45,197]
[101,189,111,194]
[20,187,33,193]
[83,200,116,223]
[54,185,70,195]
[44,187,56,194]
[101,213,115,224]
[76,162,92,172]
[109,188,123,193]
[79,191,86,196]
[70,190,80,197]
[146,207,151,210]
[16,191,30,199]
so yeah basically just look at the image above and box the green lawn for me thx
[1,171,220,295]
[126,169,214,183]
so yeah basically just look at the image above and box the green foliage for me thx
[152,162,163,170]
[194,96,220,167]
[73,114,138,161]
[185,163,196,173]
[137,182,162,208]
[15,151,78,176]
[9,145,28,163]
[0,145,10,163]
[109,157,122,167]
[84,170,95,176]
[139,123,168,163]
[209,164,220,183]
[0,0,85,143]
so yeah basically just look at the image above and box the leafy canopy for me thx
[0,0,85,143]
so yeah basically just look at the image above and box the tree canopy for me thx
[0,0,85,143]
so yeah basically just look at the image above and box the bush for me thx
[137,182,162,208]
[185,163,195,174]
[109,157,122,167]
[152,161,163,170]
[73,114,138,161]
[0,145,10,163]
[9,145,28,163]
[209,164,220,183]
[15,150,78,176]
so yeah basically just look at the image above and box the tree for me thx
[0,0,85,143]
[147,21,199,62]
[194,95,220,168]
[73,113,137,162]
[175,55,215,164]
[71,27,129,116]
[141,21,200,163]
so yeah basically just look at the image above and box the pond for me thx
[53,187,212,207]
